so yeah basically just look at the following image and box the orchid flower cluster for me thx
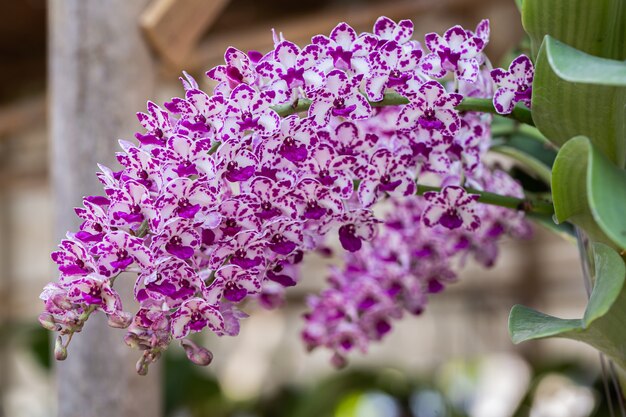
[39,16,536,372]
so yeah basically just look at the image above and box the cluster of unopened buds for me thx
[40,16,536,372]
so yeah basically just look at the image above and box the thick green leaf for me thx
[522,0,626,60]
[545,37,626,86]
[532,37,626,167]
[509,243,626,370]
[552,136,626,249]
[587,141,626,250]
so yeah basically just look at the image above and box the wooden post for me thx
[49,1,161,416]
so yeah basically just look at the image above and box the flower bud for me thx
[108,312,132,329]
[331,353,347,369]
[135,357,149,376]
[38,313,58,331]
[54,336,68,361]
[180,339,213,366]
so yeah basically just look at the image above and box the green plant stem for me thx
[135,220,150,238]
[416,184,555,215]
[272,93,535,126]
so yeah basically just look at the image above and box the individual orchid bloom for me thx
[421,20,489,82]
[454,115,491,177]
[256,41,326,98]
[74,199,110,246]
[348,275,394,314]
[480,170,531,239]
[262,218,304,256]
[215,140,258,183]
[151,134,217,181]
[117,141,165,192]
[217,300,249,336]
[398,81,463,135]
[490,54,534,114]
[51,239,97,278]
[136,258,204,307]
[106,179,154,228]
[366,40,422,101]
[251,138,298,181]
[257,279,290,309]
[360,308,399,341]
[321,209,380,252]
[292,178,343,221]
[165,89,226,134]
[39,283,84,333]
[66,274,123,315]
[135,101,175,146]
[321,121,378,176]
[207,197,261,244]
[329,321,370,357]
[170,298,224,339]
[91,231,153,276]
[358,148,416,208]
[372,16,415,46]
[150,218,201,260]
[312,22,378,74]
[209,230,266,270]
[324,121,377,157]
[458,65,494,99]
[125,307,172,361]
[154,178,220,225]
[422,186,481,230]
[221,84,280,141]
[245,176,297,220]
[265,115,319,165]
[265,261,299,288]
[410,136,462,176]
[206,47,258,94]
[205,265,262,303]
[301,144,357,199]
[308,70,372,126]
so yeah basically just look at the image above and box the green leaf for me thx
[545,37,626,86]
[522,0,626,60]
[552,136,626,249]
[509,243,626,370]
[532,37,626,167]
[587,141,626,250]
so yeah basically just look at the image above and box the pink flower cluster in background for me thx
[39,16,534,372]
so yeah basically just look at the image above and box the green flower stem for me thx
[135,220,150,238]
[457,98,535,126]
[416,184,555,215]
[272,93,535,126]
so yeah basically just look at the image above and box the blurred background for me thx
[0,0,619,416]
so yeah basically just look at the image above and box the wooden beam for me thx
[140,0,230,67]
